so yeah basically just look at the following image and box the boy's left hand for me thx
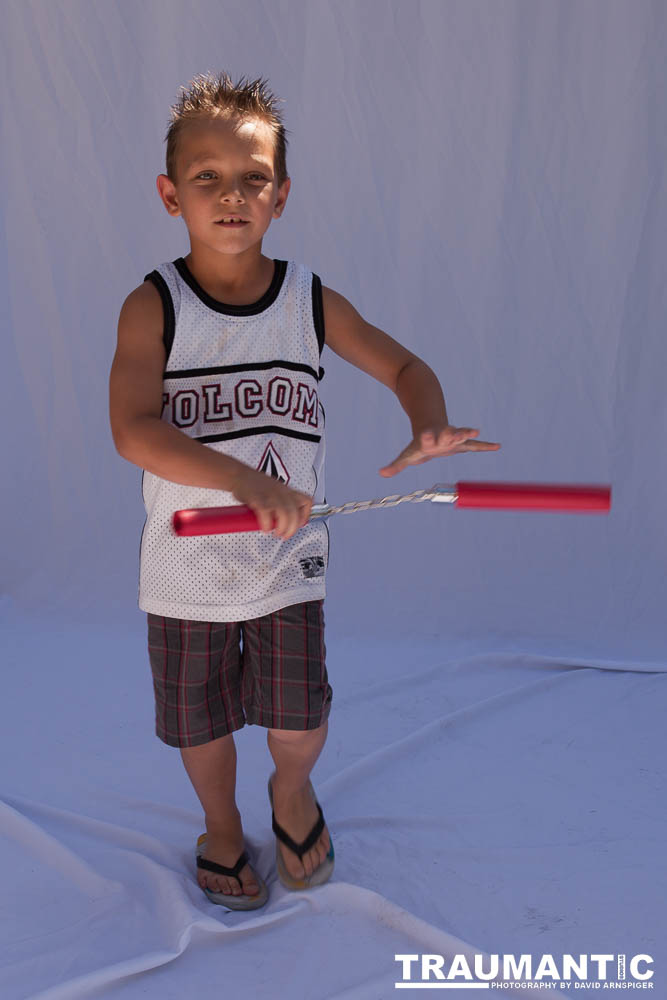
[379,424,501,477]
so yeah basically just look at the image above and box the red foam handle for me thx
[455,481,611,511]
[172,504,265,536]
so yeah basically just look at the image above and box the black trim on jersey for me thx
[173,257,287,316]
[314,396,329,566]
[143,270,176,363]
[197,425,322,445]
[312,272,325,381]
[138,471,147,608]
[164,358,322,382]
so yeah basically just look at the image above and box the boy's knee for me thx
[268,721,328,741]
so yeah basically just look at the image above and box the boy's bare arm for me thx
[116,414,312,538]
[109,282,313,538]
[320,284,501,476]
[320,285,421,396]
[109,282,244,490]
[117,416,249,491]
[320,284,451,429]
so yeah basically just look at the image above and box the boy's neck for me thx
[183,248,275,305]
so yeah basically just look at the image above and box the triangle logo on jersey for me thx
[258,440,290,485]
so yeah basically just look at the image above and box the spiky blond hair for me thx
[165,70,290,186]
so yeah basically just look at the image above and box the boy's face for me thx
[157,115,290,255]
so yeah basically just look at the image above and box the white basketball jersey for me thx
[137,256,329,622]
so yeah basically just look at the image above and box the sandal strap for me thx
[196,849,249,881]
[272,802,325,860]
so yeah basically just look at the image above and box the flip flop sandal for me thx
[267,774,335,891]
[195,833,269,909]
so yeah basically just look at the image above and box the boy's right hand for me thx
[229,465,314,540]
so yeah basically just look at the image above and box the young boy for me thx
[109,72,500,910]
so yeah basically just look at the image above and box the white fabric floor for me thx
[2,617,665,999]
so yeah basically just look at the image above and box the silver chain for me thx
[309,485,453,520]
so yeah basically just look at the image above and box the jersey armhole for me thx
[311,272,325,382]
[143,270,176,366]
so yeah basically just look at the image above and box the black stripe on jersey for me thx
[163,359,322,382]
[312,272,325,381]
[197,425,322,445]
[144,271,176,362]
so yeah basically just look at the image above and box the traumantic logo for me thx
[394,953,654,990]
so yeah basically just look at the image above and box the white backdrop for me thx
[1,2,666,999]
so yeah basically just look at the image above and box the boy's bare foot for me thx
[198,807,261,896]
[269,774,332,880]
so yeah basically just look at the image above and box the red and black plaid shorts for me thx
[146,599,332,747]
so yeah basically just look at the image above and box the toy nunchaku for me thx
[172,481,611,536]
